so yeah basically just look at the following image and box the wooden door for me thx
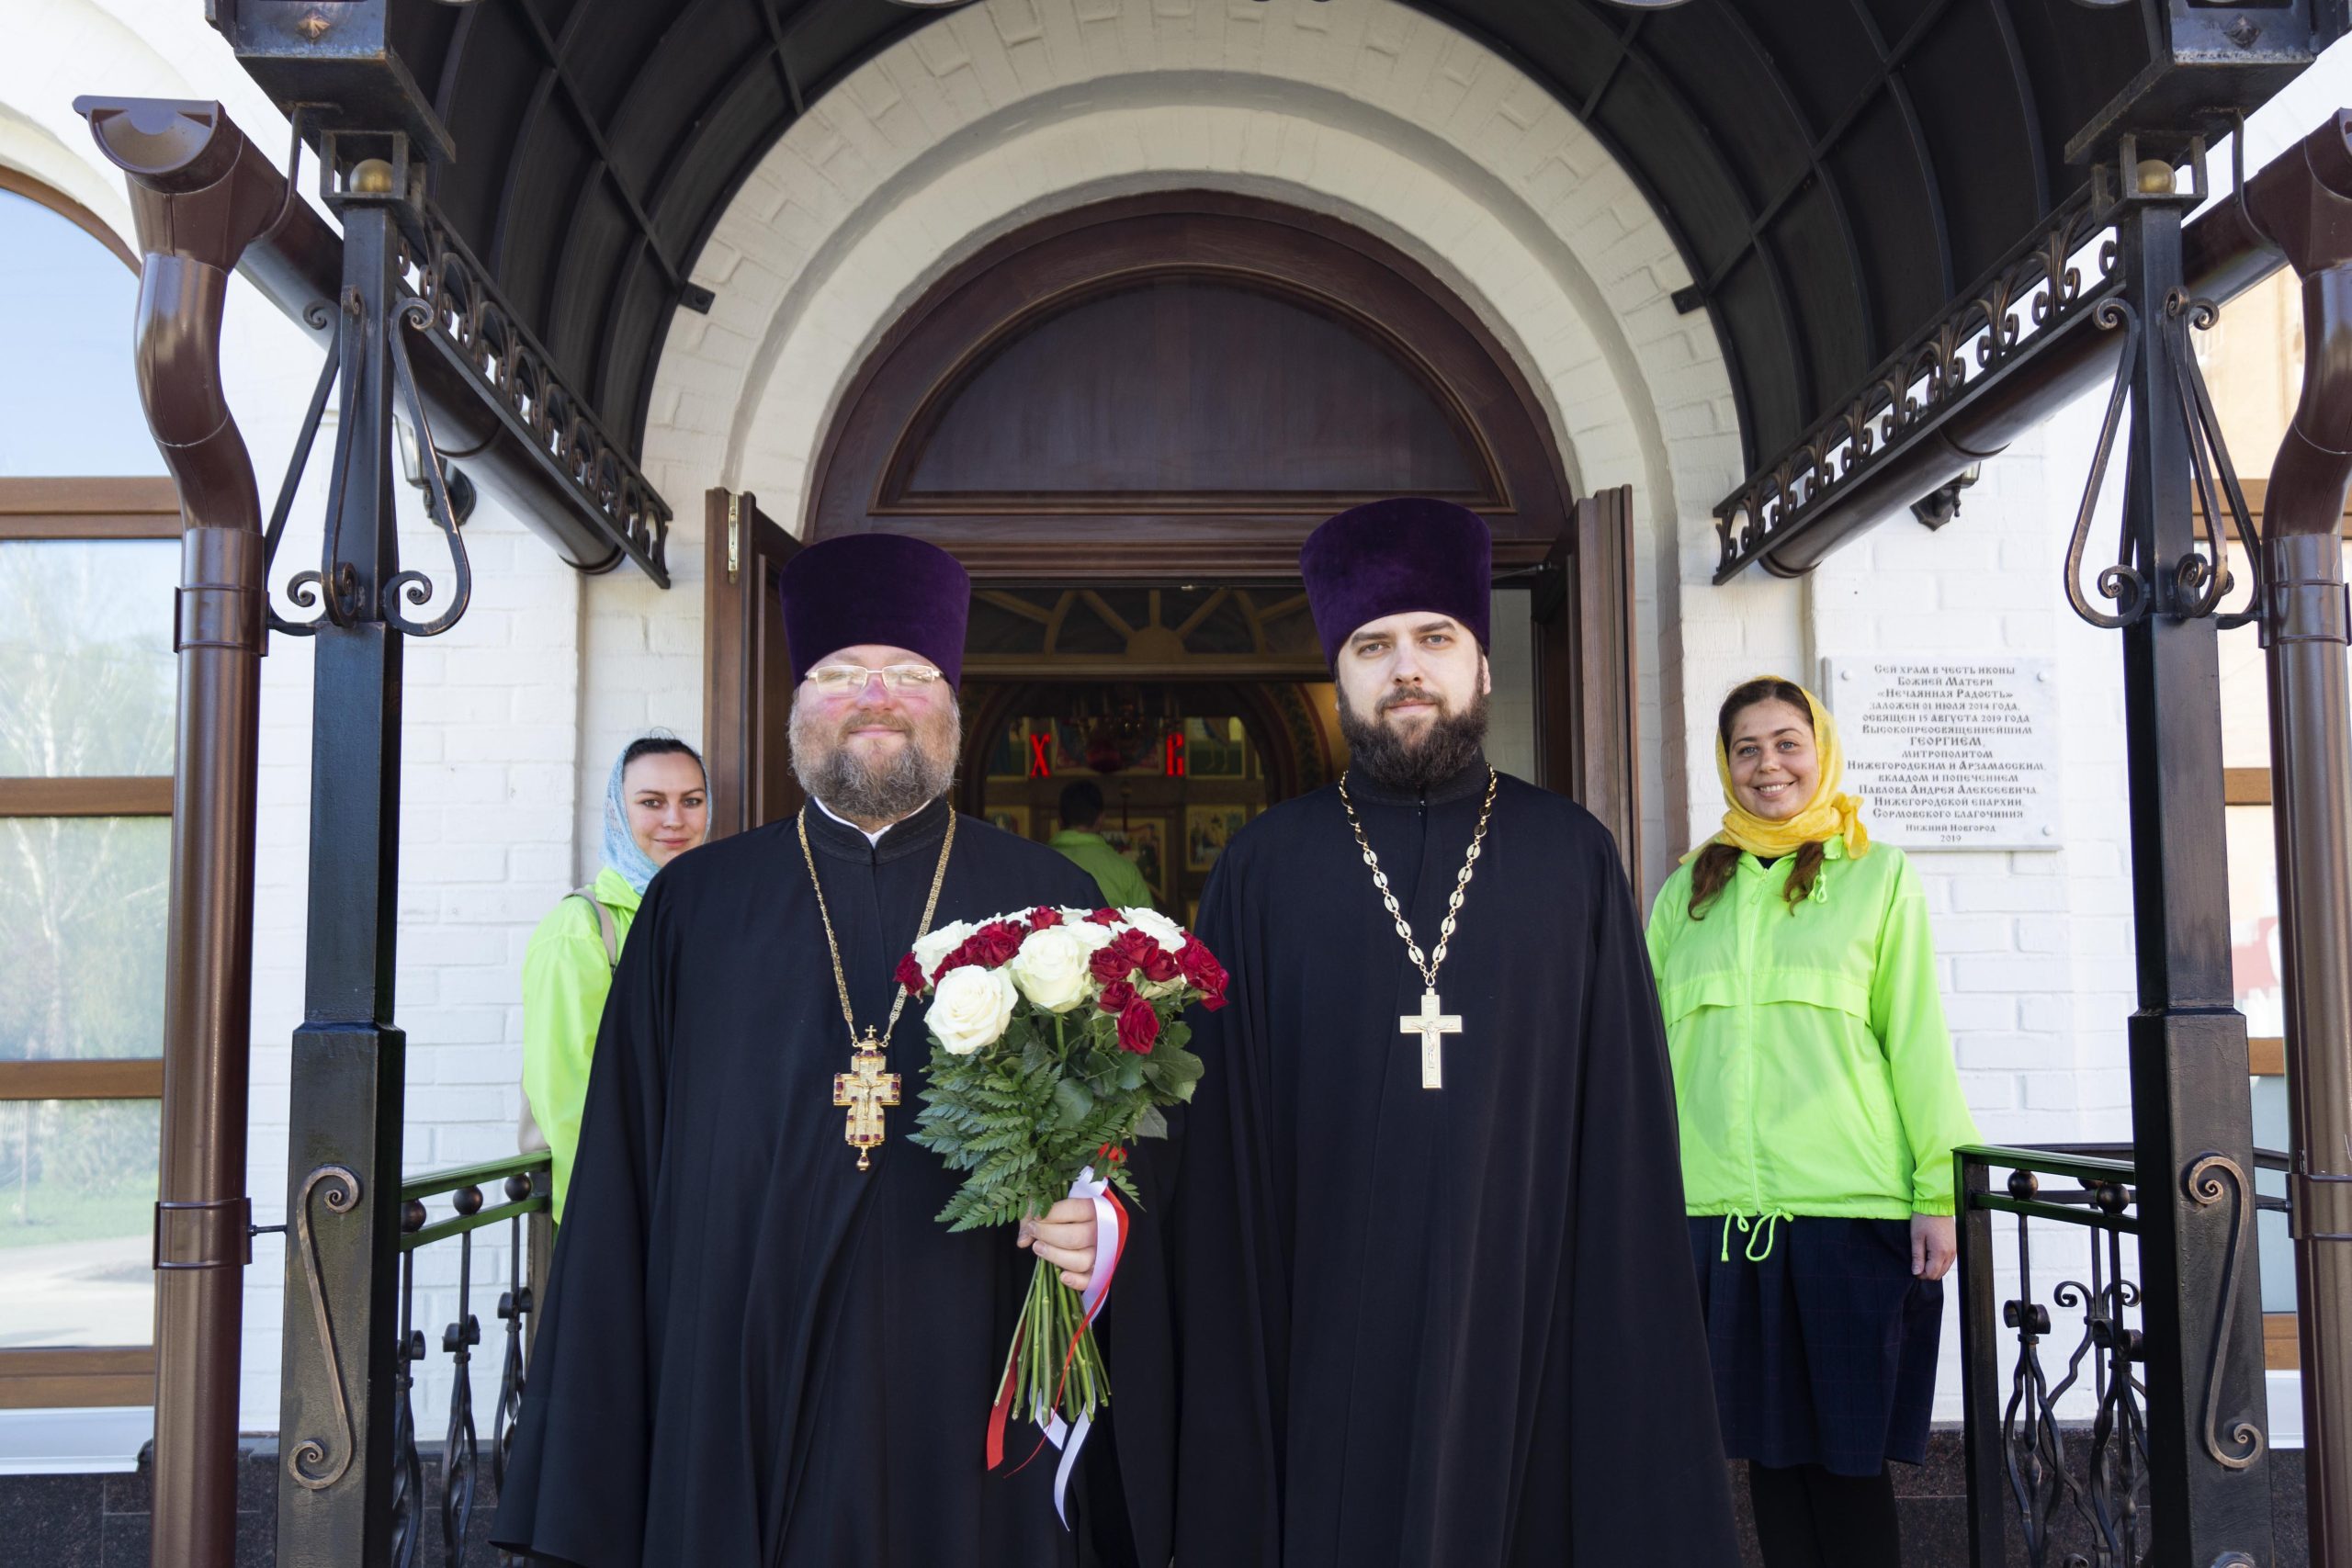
[701,488,804,837]
[1533,484,1640,882]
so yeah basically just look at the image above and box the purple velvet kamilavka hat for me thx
[777,533,971,686]
[1299,497,1493,668]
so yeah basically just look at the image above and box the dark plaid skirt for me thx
[1687,1215,1943,1476]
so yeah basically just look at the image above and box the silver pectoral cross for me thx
[1399,987,1463,1089]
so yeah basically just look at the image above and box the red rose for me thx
[894,953,926,995]
[1137,945,1181,984]
[1089,945,1133,984]
[1087,908,1123,926]
[1179,937,1228,999]
[969,922,1024,966]
[1029,906,1064,930]
[1116,996,1160,1055]
[1096,977,1137,1015]
[1112,929,1157,964]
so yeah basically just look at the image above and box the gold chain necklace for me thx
[1335,766,1498,1090]
[797,803,958,1169]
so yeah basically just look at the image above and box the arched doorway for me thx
[805,191,1571,574]
[706,191,1637,875]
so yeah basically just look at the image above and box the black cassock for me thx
[492,800,1172,1568]
[1170,756,1739,1565]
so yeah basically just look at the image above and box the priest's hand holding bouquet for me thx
[899,904,1224,1494]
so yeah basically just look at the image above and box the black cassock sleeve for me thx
[1167,853,1286,1566]
[491,874,673,1568]
[1516,840,1739,1561]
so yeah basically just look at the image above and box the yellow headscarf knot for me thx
[1694,675,1871,863]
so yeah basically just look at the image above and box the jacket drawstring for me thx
[1718,1210,1794,1264]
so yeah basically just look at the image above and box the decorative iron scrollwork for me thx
[386,298,472,637]
[265,302,344,637]
[493,1170,536,1491]
[399,211,671,583]
[1715,196,2109,581]
[395,1155,551,1567]
[1973,1156,2154,1567]
[442,1201,483,1563]
[288,1164,363,1491]
[2163,290,2263,628]
[390,1237,424,1568]
[2184,1154,2267,1472]
[2064,298,2151,629]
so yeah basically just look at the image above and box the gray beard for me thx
[788,694,962,825]
[1337,684,1490,794]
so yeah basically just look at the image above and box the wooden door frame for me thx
[701,489,803,837]
[1534,487,1641,879]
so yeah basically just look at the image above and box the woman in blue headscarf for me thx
[521,736,708,1219]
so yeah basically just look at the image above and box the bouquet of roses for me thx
[898,903,1224,1494]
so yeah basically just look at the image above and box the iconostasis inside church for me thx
[968,684,1343,922]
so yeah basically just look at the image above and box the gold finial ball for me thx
[2135,159,2177,196]
[350,159,396,195]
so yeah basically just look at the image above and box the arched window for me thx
[0,172,175,1409]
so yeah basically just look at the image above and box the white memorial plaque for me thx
[1821,658,2060,851]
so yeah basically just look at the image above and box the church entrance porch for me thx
[39,2,2352,1563]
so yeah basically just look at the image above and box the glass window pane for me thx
[2217,543,2268,770]
[0,1099,157,1347]
[0,540,176,776]
[0,189,162,477]
[2227,804,2281,1038]
[0,818,168,1062]
[2252,1076,2295,1314]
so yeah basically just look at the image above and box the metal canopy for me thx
[219,1,2331,544]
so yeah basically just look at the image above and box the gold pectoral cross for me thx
[833,1030,901,1171]
[1399,987,1463,1090]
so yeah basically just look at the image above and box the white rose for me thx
[1008,926,1091,1013]
[910,919,978,982]
[1123,907,1187,953]
[1059,915,1119,953]
[927,964,1018,1055]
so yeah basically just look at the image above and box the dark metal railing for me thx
[390,1153,551,1568]
[1958,1143,2289,1568]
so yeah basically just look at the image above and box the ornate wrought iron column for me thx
[2067,142,2275,1564]
[74,98,288,1568]
[2243,110,2352,1563]
[272,136,473,1564]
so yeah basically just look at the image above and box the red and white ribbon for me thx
[1039,1163,1128,1524]
[984,1162,1130,1528]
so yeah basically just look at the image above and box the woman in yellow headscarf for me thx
[1645,676,1978,1568]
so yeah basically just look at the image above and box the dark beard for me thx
[788,695,962,824]
[1337,684,1489,794]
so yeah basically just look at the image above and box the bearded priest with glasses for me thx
[1166,499,1739,1565]
[494,534,1173,1568]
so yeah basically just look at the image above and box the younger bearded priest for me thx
[1169,499,1739,1564]
[494,534,1169,1567]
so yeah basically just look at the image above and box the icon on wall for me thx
[1103,818,1171,903]
[1185,804,1250,872]
[1185,717,1249,778]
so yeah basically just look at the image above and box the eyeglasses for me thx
[805,663,945,696]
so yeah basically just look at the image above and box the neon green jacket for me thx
[1645,840,1978,1247]
[1048,828,1157,911]
[522,866,639,1221]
